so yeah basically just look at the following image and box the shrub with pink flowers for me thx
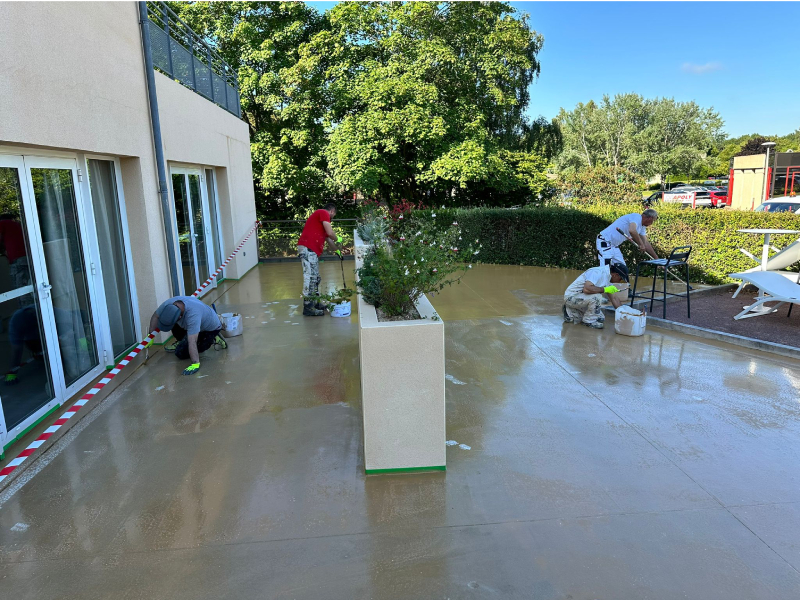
[357,210,479,318]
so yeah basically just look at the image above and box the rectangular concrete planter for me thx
[355,232,446,474]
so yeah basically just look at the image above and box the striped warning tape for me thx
[0,221,261,483]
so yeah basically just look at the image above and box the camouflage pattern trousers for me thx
[298,245,321,301]
[564,293,605,324]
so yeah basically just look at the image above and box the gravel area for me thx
[653,284,800,348]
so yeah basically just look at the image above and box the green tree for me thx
[175,1,334,215]
[292,1,548,206]
[633,97,724,183]
[556,94,724,184]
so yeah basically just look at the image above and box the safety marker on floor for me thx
[0,221,261,484]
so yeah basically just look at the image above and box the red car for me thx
[707,187,729,207]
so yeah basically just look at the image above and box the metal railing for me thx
[258,219,357,261]
[144,1,241,118]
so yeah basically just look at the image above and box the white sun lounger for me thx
[729,271,800,319]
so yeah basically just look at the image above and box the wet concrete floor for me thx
[0,262,799,599]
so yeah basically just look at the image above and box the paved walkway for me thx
[1,263,799,599]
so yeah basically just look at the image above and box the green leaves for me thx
[181,1,549,210]
[557,94,724,182]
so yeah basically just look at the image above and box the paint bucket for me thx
[220,312,243,337]
[611,283,629,303]
[330,301,351,318]
[614,305,645,337]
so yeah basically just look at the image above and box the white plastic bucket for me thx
[614,305,645,337]
[220,312,243,338]
[330,301,351,318]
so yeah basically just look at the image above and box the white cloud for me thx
[681,61,723,75]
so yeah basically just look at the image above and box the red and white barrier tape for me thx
[0,221,261,483]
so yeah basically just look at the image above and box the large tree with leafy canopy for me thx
[175,1,334,215]
[557,94,724,183]
[287,1,548,206]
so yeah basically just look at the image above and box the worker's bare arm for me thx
[187,334,200,364]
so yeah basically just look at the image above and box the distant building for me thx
[729,152,800,210]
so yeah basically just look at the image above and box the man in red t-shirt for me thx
[298,203,340,316]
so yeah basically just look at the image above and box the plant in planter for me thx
[356,201,390,245]
[357,215,479,318]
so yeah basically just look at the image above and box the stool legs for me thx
[650,266,658,314]
[631,264,641,308]
[685,263,690,319]
[662,265,668,319]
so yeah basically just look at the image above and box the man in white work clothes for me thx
[563,262,628,329]
[596,209,659,267]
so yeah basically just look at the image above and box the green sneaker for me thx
[164,341,179,353]
[214,335,228,350]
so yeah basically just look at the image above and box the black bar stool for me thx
[630,246,692,318]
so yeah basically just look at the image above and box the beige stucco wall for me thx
[731,154,769,211]
[0,2,257,333]
[156,73,258,278]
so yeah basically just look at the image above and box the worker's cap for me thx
[609,262,629,282]
[156,302,181,331]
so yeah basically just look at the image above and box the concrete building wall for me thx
[155,74,258,279]
[731,154,768,211]
[0,1,257,333]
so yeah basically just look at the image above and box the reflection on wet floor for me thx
[1,262,799,599]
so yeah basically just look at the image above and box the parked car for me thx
[662,186,712,208]
[708,187,729,207]
[643,191,662,207]
[754,197,800,213]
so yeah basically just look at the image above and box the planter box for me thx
[355,232,446,474]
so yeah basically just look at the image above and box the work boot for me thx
[214,335,228,350]
[562,304,574,323]
[303,301,324,316]
[315,301,328,311]
[583,321,604,330]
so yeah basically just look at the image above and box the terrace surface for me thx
[1,262,799,599]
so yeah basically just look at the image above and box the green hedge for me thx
[416,205,800,284]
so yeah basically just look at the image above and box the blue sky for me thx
[307,2,799,137]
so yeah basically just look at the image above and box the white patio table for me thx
[736,228,800,315]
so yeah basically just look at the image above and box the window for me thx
[86,159,137,358]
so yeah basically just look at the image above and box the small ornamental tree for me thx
[357,211,480,317]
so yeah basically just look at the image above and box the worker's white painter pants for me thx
[596,237,625,267]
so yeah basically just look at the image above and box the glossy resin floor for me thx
[0,263,799,599]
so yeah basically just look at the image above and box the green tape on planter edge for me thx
[365,465,446,475]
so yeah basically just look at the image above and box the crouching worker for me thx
[563,262,628,330]
[148,296,227,375]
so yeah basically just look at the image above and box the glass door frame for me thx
[168,165,217,297]
[20,154,107,401]
[79,154,142,365]
[0,154,53,448]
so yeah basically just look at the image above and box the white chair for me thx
[729,271,800,320]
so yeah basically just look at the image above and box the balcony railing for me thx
[145,1,241,118]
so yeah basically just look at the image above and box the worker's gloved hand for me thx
[5,372,19,386]
[604,285,620,294]
[143,336,155,349]
[183,363,201,376]
[335,249,343,259]
[336,235,343,244]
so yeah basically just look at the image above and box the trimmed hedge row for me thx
[416,205,800,284]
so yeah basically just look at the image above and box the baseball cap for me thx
[609,262,629,282]
[156,302,181,331]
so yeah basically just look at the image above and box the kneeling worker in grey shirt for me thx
[148,296,227,375]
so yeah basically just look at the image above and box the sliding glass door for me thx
[86,159,137,358]
[0,158,56,439]
[0,155,104,442]
[170,167,217,296]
